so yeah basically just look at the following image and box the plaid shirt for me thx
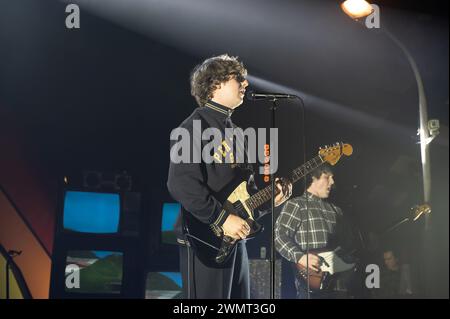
[275,192,349,264]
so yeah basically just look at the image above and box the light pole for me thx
[341,0,432,228]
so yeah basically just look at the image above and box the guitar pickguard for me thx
[225,181,254,221]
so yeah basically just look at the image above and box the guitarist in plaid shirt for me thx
[275,163,357,299]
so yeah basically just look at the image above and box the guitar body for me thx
[294,248,356,292]
[295,264,333,291]
[183,181,263,268]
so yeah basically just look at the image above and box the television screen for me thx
[65,250,123,294]
[145,272,182,299]
[63,191,120,233]
[161,203,181,245]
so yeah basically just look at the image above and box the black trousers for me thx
[179,240,250,299]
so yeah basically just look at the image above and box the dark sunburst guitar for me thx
[183,142,353,267]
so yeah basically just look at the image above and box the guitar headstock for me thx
[319,142,353,166]
[411,204,431,221]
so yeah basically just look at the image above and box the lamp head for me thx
[341,0,374,19]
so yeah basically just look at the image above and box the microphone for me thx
[246,90,297,101]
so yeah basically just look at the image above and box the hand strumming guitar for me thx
[298,254,322,272]
[222,214,250,240]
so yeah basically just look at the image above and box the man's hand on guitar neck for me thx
[298,254,322,272]
[222,214,250,240]
[274,177,293,207]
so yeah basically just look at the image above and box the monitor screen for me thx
[65,250,123,294]
[63,191,120,233]
[145,272,182,299]
[161,203,181,245]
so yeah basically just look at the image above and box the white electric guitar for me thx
[295,247,355,291]
[295,204,432,291]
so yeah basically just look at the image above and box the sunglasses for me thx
[234,73,246,83]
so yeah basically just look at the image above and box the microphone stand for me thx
[267,95,305,299]
[269,98,278,300]
[248,92,303,299]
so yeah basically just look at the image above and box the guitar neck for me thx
[245,155,325,211]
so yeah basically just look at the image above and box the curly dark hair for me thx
[308,163,333,187]
[190,54,247,107]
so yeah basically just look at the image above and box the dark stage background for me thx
[0,0,448,298]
